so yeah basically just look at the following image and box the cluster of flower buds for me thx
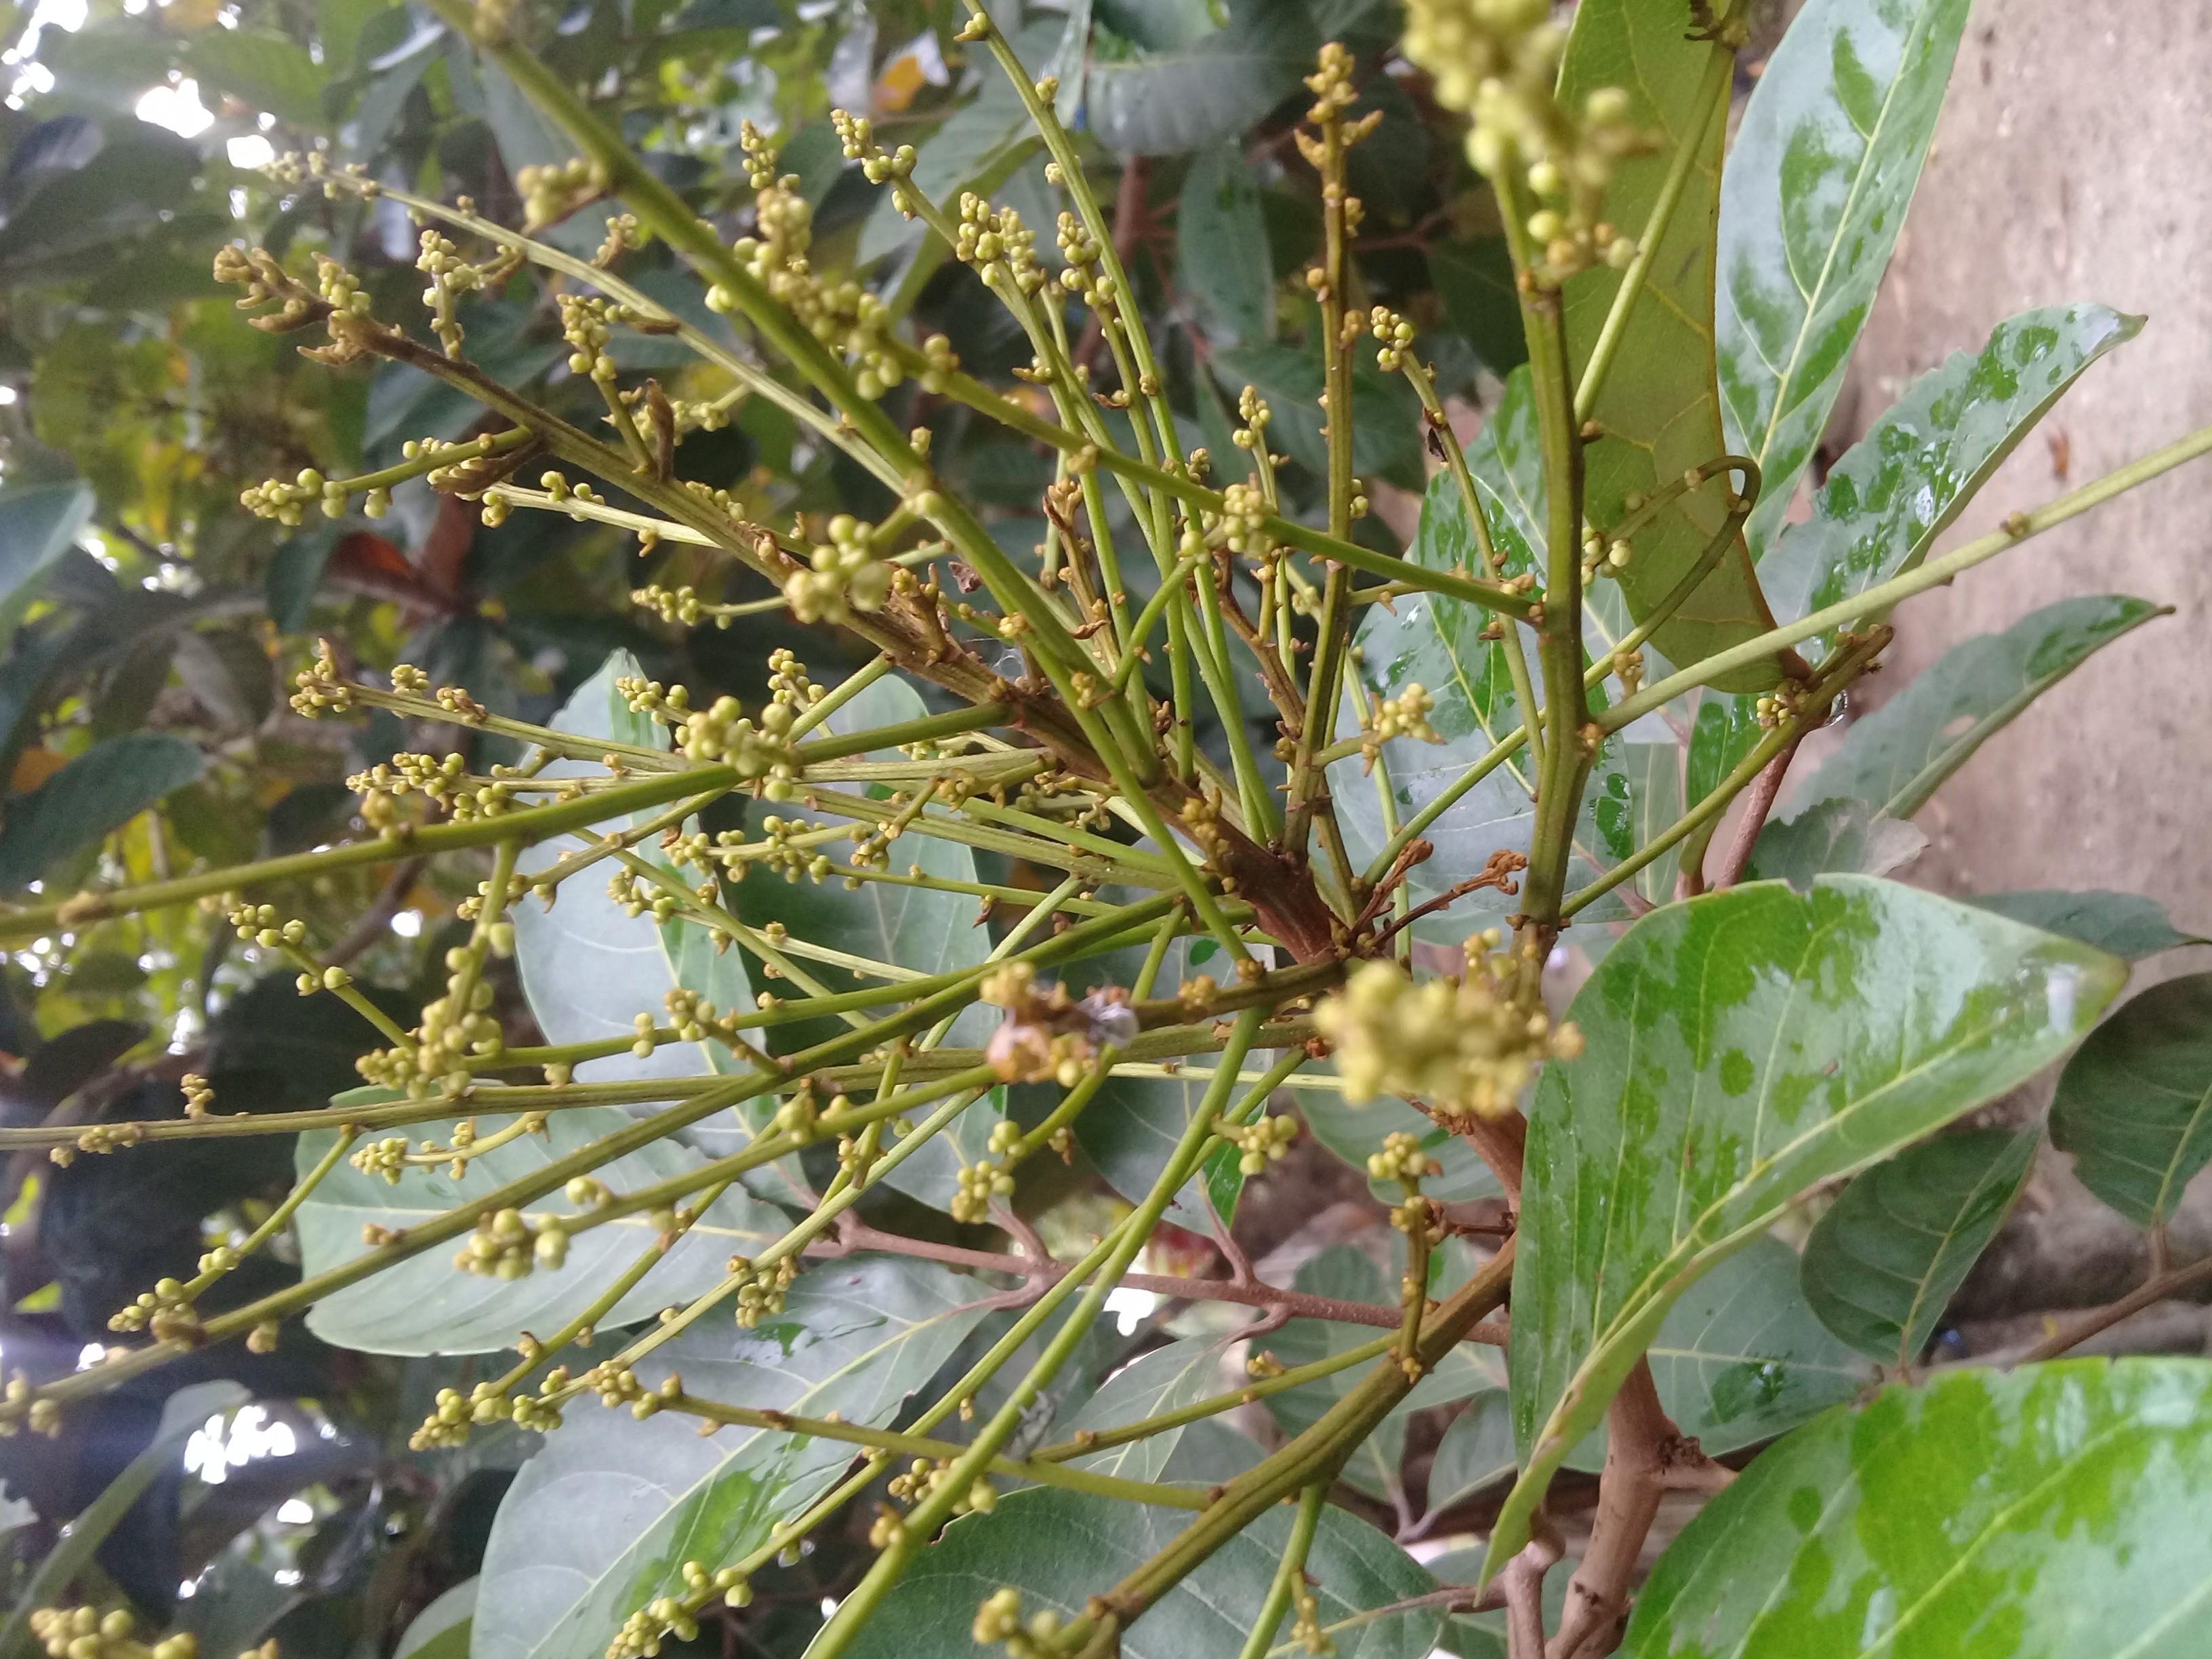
[785,512,894,624]
[954,190,1047,298]
[289,640,356,718]
[417,228,495,356]
[1370,306,1419,373]
[1366,1130,1441,1187]
[241,466,349,527]
[729,1255,800,1328]
[972,1588,1063,1659]
[25,1606,199,1659]
[412,1378,516,1449]
[1216,480,1275,559]
[514,157,607,229]
[632,583,708,627]
[1754,678,1813,730]
[1361,684,1441,769]
[1313,944,1582,1120]
[1216,1109,1300,1176]
[455,1207,564,1279]
[107,1276,199,1341]
[1402,0,1645,285]
[1,1371,60,1435]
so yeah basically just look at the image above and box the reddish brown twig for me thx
[1708,733,1803,890]
[824,1218,1509,1340]
[1504,1518,1566,1659]
[1546,1360,1721,1659]
[2018,1252,2212,1363]
[1372,850,1529,946]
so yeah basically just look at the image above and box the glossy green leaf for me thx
[1745,798,1928,891]
[1625,1358,2212,1658]
[839,1485,1443,1659]
[2051,972,2212,1229]
[1488,875,2125,1576]
[0,731,203,890]
[1300,1086,1502,1208]
[1795,595,2167,821]
[1266,1246,1504,1505]
[1759,304,2139,636]
[1084,0,1317,157]
[1559,0,1781,693]
[1425,1391,1515,1518]
[297,1103,787,1355]
[394,1578,475,1659]
[1801,1127,2038,1366]
[1717,0,1973,560]
[1062,1336,1232,1484]
[472,1256,994,1659]
[1966,890,2209,960]
[510,654,756,1141]
[184,28,328,126]
[1179,143,1272,348]
[0,480,93,613]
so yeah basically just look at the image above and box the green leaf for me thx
[296,1103,788,1355]
[1795,595,2167,821]
[1622,743,1682,907]
[394,1578,475,1659]
[1487,875,2125,1577]
[0,731,203,890]
[1801,1127,2038,1366]
[1624,1358,2212,1658]
[1428,237,1525,377]
[1966,890,2209,961]
[838,1485,1444,1659]
[511,654,755,1113]
[1061,1336,1231,1484]
[1300,1086,1502,1208]
[1266,1246,1503,1505]
[184,28,329,127]
[265,521,342,634]
[2051,972,2212,1230]
[1559,0,1780,693]
[1745,798,1928,891]
[1561,1235,1873,1473]
[1643,1234,1875,1456]
[1424,1391,1515,1518]
[1717,0,1974,560]
[472,1256,994,1659]
[1759,304,2140,637]
[0,480,92,613]
[1179,143,1273,348]
[1084,0,1317,157]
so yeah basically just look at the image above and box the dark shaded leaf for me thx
[0,731,203,890]
[1965,890,2209,960]
[2051,972,2212,1229]
[1745,796,1927,890]
[1085,0,1317,157]
[1801,1127,2038,1365]
[1179,143,1272,348]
